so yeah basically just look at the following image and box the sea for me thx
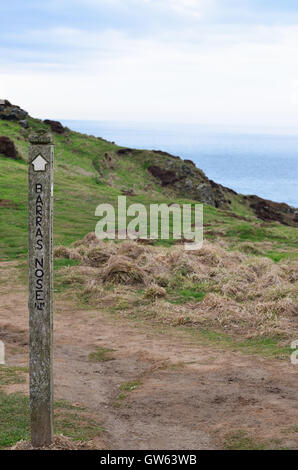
[61,120,298,207]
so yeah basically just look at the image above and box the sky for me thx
[1,0,298,129]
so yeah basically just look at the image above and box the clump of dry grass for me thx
[81,279,105,301]
[102,255,147,285]
[72,245,88,257]
[154,273,171,287]
[152,300,192,326]
[191,243,222,266]
[54,245,72,259]
[54,245,82,261]
[144,284,167,299]
[72,231,99,248]
[238,242,264,256]
[221,280,248,302]
[118,240,148,259]
[85,246,112,266]
[60,265,98,286]
[54,235,298,340]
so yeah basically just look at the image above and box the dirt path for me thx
[0,262,297,450]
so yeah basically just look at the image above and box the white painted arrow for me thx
[32,154,48,171]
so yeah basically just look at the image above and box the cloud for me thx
[1,1,298,128]
[141,0,213,18]
[2,22,298,129]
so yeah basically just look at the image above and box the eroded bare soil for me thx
[0,262,297,450]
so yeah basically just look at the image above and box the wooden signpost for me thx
[28,130,54,447]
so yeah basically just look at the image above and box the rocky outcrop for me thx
[19,119,29,129]
[195,183,216,206]
[117,148,133,155]
[146,151,297,223]
[147,165,181,185]
[147,152,230,208]
[0,136,18,159]
[0,100,28,123]
[0,99,11,106]
[244,195,297,226]
[209,179,237,206]
[44,119,65,134]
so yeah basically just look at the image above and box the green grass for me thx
[0,366,28,386]
[226,222,297,247]
[224,430,267,450]
[54,405,104,442]
[169,287,206,304]
[119,380,141,392]
[0,365,103,448]
[114,380,141,407]
[223,430,295,450]
[266,250,298,263]
[54,258,81,269]
[0,392,30,448]
[0,391,103,449]
[187,328,292,359]
[88,347,115,362]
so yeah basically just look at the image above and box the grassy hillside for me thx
[0,111,297,369]
[0,116,297,263]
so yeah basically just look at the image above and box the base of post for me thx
[30,404,53,447]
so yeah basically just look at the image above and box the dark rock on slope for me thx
[244,195,297,226]
[147,152,230,208]
[117,148,133,155]
[146,150,297,226]
[148,165,181,186]
[0,101,28,122]
[0,136,18,159]
[19,119,29,129]
[44,119,65,134]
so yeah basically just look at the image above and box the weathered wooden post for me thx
[28,130,54,447]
